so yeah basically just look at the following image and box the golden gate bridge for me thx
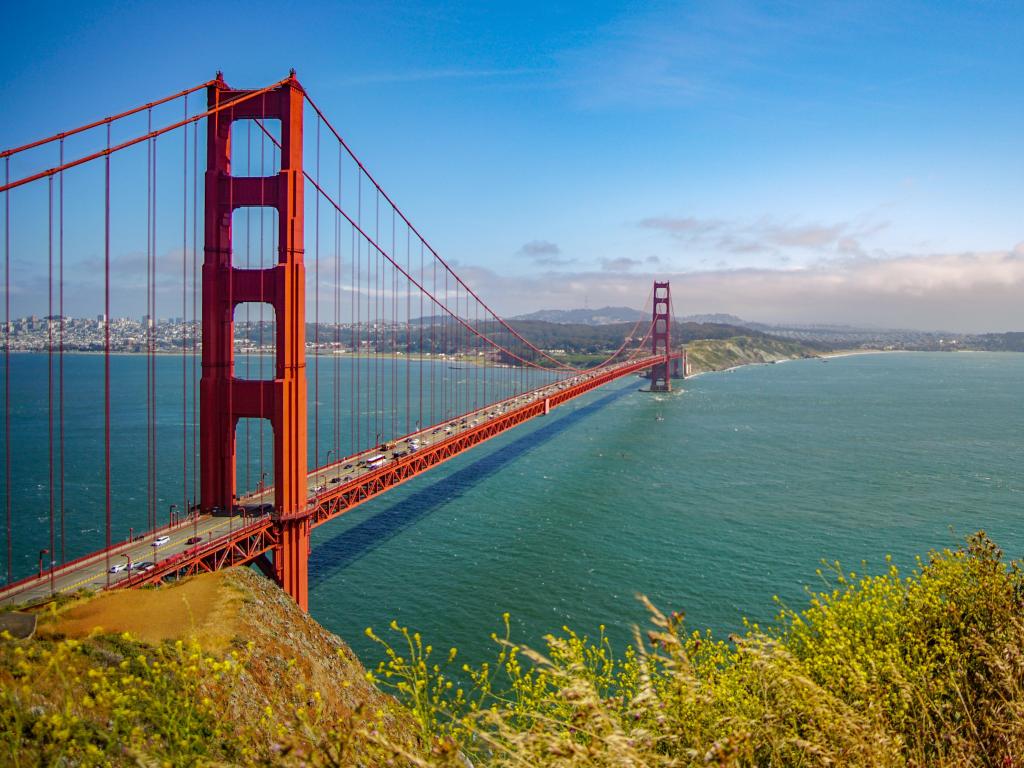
[0,72,681,610]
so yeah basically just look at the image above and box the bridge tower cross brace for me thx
[200,73,311,609]
[650,281,672,392]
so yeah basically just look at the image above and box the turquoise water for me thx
[306,352,1024,664]
[3,351,1022,668]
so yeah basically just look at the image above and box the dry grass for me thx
[38,571,239,649]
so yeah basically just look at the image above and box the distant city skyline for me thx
[1,1,1021,332]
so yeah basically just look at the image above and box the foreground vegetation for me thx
[4,532,1024,766]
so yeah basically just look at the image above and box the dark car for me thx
[186,536,203,545]
[131,561,156,572]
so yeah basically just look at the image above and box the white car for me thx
[152,535,170,547]
[109,562,128,574]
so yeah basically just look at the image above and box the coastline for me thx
[684,348,895,379]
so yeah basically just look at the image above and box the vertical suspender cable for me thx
[431,256,436,427]
[152,122,158,530]
[191,119,198,517]
[152,136,159,528]
[374,192,378,442]
[392,211,397,439]
[356,172,362,454]
[146,114,152,531]
[314,115,320,467]
[393,223,397,437]
[442,269,448,420]
[147,111,155,532]
[391,207,397,440]
[468,294,473,409]
[405,227,411,436]
[418,241,423,432]
[47,176,54,591]
[104,124,111,585]
[244,123,251,491]
[259,97,266,493]
[335,149,341,462]
[350,184,356,457]
[59,140,66,565]
[3,157,9,587]
[182,95,189,520]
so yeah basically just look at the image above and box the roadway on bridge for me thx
[0,371,621,607]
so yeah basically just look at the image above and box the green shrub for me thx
[368,532,1024,766]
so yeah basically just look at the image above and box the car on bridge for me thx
[185,536,203,545]
[108,562,128,574]
[131,561,155,572]
[152,535,170,547]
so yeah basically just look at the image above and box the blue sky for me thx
[2,0,1022,331]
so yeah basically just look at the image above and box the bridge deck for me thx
[1,356,666,606]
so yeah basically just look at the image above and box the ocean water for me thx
[306,352,1024,664]
[0,353,552,582]
[3,351,1022,668]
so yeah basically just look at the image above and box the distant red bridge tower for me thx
[650,281,672,392]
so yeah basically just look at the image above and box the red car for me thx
[186,536,203,545]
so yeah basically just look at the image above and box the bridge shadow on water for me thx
[308,382,636,586]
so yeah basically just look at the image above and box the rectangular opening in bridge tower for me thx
[231,207,279,268]
[235,417,274,501]
[229,119,282,177]
[233,302,277,379]
[200,74,309,609]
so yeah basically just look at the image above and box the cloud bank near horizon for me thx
[468,245,1024,333]
[9,242,1022,335]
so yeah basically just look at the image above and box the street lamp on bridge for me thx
[37,549,49,579]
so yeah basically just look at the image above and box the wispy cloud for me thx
[517,239,574,267]
[640,215,890,259]
[601,257,642,272]
[518,240,561,257]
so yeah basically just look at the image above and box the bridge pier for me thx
[275,517,310,611]
[671,349,687,379]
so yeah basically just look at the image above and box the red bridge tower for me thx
[200,74,310,609]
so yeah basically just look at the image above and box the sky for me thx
[1,0,1022,332]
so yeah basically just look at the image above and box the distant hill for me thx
[679,313,748,326]
[961,331,1024,352]
[511,307,752,327]
[502,318,832,359]
[512,306,646,325]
